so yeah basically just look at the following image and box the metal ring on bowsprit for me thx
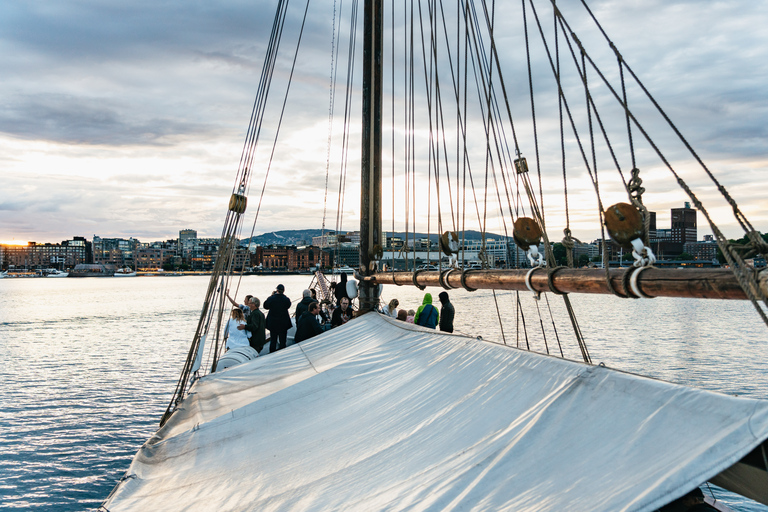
[411,268,427,291]
[629,265,655,299]
[621,266,639,299]
[439,268,458,290]
[546,266,566,295]
[460,268,477,292]
[525,266,543,298]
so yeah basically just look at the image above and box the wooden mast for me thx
[359,0,383,313]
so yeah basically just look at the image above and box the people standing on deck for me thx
[414,293,439,329]
[438,292,454,333]
[381,298,399,318]
[295,289,315,319]
[225,308,251,351]
[295,302,324,343]
[241,297,266,353]
[331,297,352,327]
[264,284,292,352]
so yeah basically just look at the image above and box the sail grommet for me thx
[460,269,477,292]
[412,268,427,291]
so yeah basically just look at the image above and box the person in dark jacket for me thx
[334,273,350,305]
[438,291,454,333]
[294,302,324,343]
[414,293,439,329]
[331,297,352,327]
[242,297,266,353]
[295,289,315,319]
[264,284,292,352]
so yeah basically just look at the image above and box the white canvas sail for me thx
[103,313,768,511]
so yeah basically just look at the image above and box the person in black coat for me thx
[294,289,315,319]
[438,291,455,333]
[264,284,292,352]
[294,302,324,343]
[334,273,349,305]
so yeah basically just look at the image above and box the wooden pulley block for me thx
[439,231,459,256]
[513,217,542,250]
[604,202,644,249]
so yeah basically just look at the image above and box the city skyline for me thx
[1,1,767,243]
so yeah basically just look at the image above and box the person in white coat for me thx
[381,298,399,318]
[225,308,251,351]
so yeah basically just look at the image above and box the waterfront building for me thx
[684,240,718,261]
[179,229,197,241]
[93,236,141,267]
[254,245,332,271]
[0,237,89,270]
[136,248,173,270]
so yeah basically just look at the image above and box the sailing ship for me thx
[101,1,768,510]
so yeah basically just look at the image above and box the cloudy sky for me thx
[1,0,766,245]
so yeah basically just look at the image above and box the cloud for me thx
[0,0,766,243]
[0,93,217,146]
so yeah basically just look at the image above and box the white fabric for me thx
[381,305,398,318]
[224,319,249,350]
[104,314,768,512]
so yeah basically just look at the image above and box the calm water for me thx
[1,275,767,511]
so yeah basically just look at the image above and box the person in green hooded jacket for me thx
[414,293,439,329]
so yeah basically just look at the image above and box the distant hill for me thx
[240,229,323,247]
[240,229,510,247]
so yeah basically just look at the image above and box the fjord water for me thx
[1,275,766,511]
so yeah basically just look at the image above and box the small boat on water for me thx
[327,265,355,275]
[113,267,137,277]
[68,264,115,277]
[44,268,69,278]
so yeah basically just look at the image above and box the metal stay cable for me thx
[390,0,395,272]
[554,0,574,268]
[321,0,343,245]
[333,0,359,266]
[415,0,437,267]
[521,0,546,229]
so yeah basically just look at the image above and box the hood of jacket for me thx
[421,293,432,305]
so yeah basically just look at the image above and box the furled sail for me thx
[103,314,768,511]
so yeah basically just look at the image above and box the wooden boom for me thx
[364,268,766,300]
